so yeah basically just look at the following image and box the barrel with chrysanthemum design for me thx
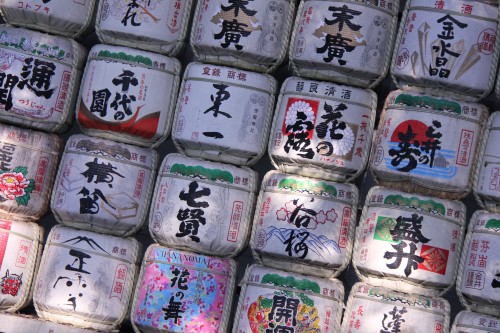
[0,124,61,222]
[268,76,376,182]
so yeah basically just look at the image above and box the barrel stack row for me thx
[0,1,497,333]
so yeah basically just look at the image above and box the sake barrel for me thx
[391,0,500,99]
[33,226,140,331]
[233,264,344,333]
[190,0,295,73]
[353,186,465,297]
[51,134,158,237]
[451,311,500,333]
[0,124,61,222]
[269,76,376,182]
[149,153,257,257]
[0,312,110,333]
[370,89,487,200]
[251,171,358,278]
[340,282,450,333]
[0,0,97,38]
[473,112,500,213]
[130,244,236,333]
[172,62,276,166]
[76,44,181,148]
[456,210,500,316]
[0,25,86,132]
[0,220,42,312]
[95,0,194,57]
[289,0,400,88]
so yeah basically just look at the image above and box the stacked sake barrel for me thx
[363,0,500,331]
[0,0,496,332]
[0,1,186,332]
[0,1,96,330]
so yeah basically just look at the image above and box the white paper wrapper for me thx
[76,44,181,148]
[149,153,257,257]
[370,88,487,200]
[473,112,500,213]
[33,226,140,331]
[269,76,376,182]
[340,282,450,333]
[233,264,345,333]
[0,312,109,333]
[51,134,158,237]
[391,0,500,100]
[190,0,295,73]
[0,124,61,222]
[353,186,465,297]
[95,0,194,57]
[0,25,86,132]
[289,0,399,88]
[251,171,358,278]
[0,0,97,38]
[0,220,42,312]
[456,210,500,316]
[172,62,277,166]
[130,244,236,333]
[451,310,500,333]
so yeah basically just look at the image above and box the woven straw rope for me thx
[369,89,488,200]
[456,210,500,317]
[76,48,181,148]
[148,153,257,258]
[33,226,140,331]
[390,1,500,101]
[351,186,466,298]
[172,62,277,166]
[95,0,194,57]
[50,139,159,237]
[289,0,399,88]
[249,170,359,279]
[190,0,295,73]
[267,76,377,183]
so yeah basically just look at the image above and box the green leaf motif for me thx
[16,193,29,206]
[12,166,28,176]
[261,273,321,293]
[485,219,500,230]
[25,179,35,194]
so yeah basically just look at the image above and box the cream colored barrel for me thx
[0,312,110,333]
[289,0,400,88]
[51,134,158,237]
[33,226,140,331]
[0,220,42,312]
[340,282,450,333]
[233,264,345,333]
[0,26,86,132]
[269,76,376,182]
[473,112,500,213]
[0,0,97,38]
[0,123,61,222]
[250,171,358,278]
[391,0,500,100]
[76,44,181,148]
[456,210,500,317]
[370,88,487,200]
[149,153,257,257]
[450,311,500,333]
[95,0,194,57]
[172,62,276,166]
[190,0,295,73]
[353,186,465,297]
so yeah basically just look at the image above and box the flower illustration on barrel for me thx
[0,167,35,206]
